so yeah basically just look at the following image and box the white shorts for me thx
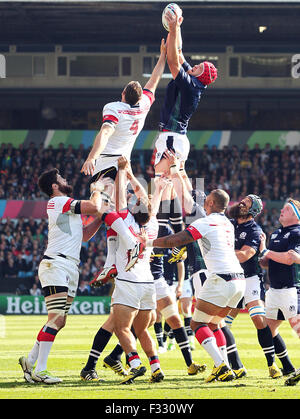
[265,287,298,320]
[38,257,79,298]
[155,277,174,301]
[94,155,120,173]
[167,279,193,300]
[180,279,194,299]
[192,269,207,299]
[194,272,246,309]
[154,132,190,166]
[112,279,156,310]
[241,275,263,306]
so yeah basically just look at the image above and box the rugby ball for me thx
[162,3,182,32]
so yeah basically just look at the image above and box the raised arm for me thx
[115,156,129,212]
[150,176,169,216]
[126,162,149,202]
[164,9,184,79]
[163,150,195,214]
[143,38,167,94]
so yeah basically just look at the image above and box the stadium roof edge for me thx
[5,0,300,3]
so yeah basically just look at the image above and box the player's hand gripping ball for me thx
[162,3,182,31]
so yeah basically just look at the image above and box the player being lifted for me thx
[81,37,167,277]
[153,8,217,235]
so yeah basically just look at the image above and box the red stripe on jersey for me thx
[104,211,121,226]
[103,114,118,124]
[117,209,129,220]
[129,225,139,238]
[143,89,155,105]
[62,198,73,214]
[186,226,202,240]
[106,228,117,238]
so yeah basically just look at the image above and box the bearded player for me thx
[226,195,281,379]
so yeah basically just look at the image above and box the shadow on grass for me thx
[2,373,274,392]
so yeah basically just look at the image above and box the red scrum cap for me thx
[196,61,218,86]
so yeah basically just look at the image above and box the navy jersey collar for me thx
[237,219,255,228]
[280,224,300,231]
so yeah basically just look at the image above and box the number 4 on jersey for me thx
[130,120,139,135]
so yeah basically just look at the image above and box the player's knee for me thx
[181,305,192,318]
[248,305,266,329]
[166,315,182,330]
[290,315,300,337]
[148,310,157,328]
[57,316,67,331]
[160,304,178,322]
[190,319,198,331]
[192,308,213,327]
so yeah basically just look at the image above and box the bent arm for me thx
[82,217,103,242]
[79,190,103,216]
[126,168,148,202]
[235,245,256,264]
[265,250,300,266]
[81,124,115,176]
[152,230,194,248]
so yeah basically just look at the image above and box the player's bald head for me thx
[206,189,230,214]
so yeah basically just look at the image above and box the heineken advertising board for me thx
[0,295,111,315]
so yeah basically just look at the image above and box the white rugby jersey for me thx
[44,196,83,264]
[186,212,243,274]
[115,210,158,283]
[94,89,154,173]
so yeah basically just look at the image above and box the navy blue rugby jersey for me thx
[231,219,263,278]
[268,224,300,289]
[184,189,207,275]
[150,224,176,281]
[185,240,206,277]
[159,61,206,135]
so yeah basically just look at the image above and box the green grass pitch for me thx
[1,313,300,400]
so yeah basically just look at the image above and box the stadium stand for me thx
[0,1,299,299]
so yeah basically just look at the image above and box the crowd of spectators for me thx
[0,140,299,295]
[0,216,110,296]
[1,141,299,202]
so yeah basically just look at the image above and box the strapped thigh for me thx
[43,286,68,327]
